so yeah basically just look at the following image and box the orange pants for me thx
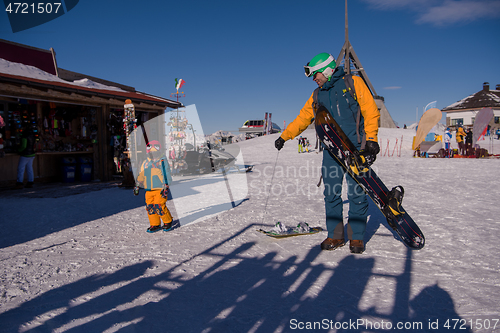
[145,190,173,227]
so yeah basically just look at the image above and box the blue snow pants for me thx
[322,148,368,241]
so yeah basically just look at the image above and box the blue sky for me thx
[1,0,499,134]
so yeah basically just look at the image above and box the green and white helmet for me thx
[304,53,336,79]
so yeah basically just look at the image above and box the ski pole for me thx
[261,150,280,225]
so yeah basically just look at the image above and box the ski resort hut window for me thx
[0,100,39,154]
[495,116,499,124]
[451,118,463,126]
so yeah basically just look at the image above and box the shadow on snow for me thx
[0,171,247,248]
[0,187,144,249]
[0,224,470,333]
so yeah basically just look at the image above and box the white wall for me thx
[446,108,500,127]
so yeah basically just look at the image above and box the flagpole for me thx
[170,79,186,165]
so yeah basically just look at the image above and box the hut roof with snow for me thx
[442,82,500,111]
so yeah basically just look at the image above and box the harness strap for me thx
[312,76,364,146]
[343,74,363,146]
[312,87,320,116]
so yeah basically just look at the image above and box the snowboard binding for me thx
[383,186,405,230]
[347,151,370,176]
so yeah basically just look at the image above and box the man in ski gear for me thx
[275,52,380,254]
[134,140,173,233]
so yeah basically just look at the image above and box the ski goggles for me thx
[304,54,335,77]
[146,141,161,152]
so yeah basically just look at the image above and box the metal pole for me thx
[345,0,350,74]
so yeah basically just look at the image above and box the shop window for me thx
[0,101,38,154]
[38,103,98,153]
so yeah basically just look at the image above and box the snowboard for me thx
[315,106,425,250]
[258,222,323,238]
[123,99,136,151]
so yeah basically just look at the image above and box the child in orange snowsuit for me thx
[134,140,173,233]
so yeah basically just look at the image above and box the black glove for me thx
[133,185,140,196]
[361,140,380,165]
[161,185,169,198]
[365,140,380,155]
[275,137,285,151]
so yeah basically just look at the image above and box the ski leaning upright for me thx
[315,105,425,249]
[123,99,136,151]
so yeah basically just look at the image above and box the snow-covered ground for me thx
[1,129,500,333]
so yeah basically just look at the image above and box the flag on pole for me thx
[175,78,185,92]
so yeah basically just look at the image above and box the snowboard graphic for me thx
[315,106,425,249]
[258,222,323,238]
[123,99,136,151]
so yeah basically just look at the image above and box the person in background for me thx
[465,128,473,156]
[15,127,36,189]
[297,136,304,153]
[456,125,466,156]
[444,127,452,158]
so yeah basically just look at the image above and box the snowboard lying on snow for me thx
[258,222,323,238]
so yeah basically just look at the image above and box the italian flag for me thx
[175,78,185,91]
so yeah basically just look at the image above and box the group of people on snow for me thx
[421,124,496,158]
[452,125,493,157]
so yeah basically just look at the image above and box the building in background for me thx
[0,39,181,187]
[442,82,500,129]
